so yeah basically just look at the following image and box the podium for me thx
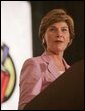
[24,60,84,110]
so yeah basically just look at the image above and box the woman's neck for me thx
[46,50,64,60]
[46,50,65,71]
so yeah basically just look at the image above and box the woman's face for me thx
[44,21,70,54]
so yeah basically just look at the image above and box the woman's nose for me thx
[56,30,63,38]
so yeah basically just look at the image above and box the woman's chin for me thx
[54,47,65,51]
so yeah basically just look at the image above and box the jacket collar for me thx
[41,51,70,78]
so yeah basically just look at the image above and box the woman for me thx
[18,9,75,109]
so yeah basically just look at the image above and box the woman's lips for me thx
[54,40,63,42]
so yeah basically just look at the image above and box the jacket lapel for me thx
[41,52,60,78]
[41,51,70,79]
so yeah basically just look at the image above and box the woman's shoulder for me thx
[21,51,49,72]
[21,55,46,73]
[23,55,43,65]
[20,56,43,78]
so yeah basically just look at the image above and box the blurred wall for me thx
[30,1,84,65]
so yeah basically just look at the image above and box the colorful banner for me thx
[1,1,32,110]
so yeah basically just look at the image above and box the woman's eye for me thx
[62,28,68,32]
[49,28,56,32]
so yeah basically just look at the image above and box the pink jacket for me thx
[18,52,70,109]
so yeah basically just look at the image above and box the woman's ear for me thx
[42,37,47,49]
[42,38,45,44]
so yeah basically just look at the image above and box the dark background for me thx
[30,1,84,65]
